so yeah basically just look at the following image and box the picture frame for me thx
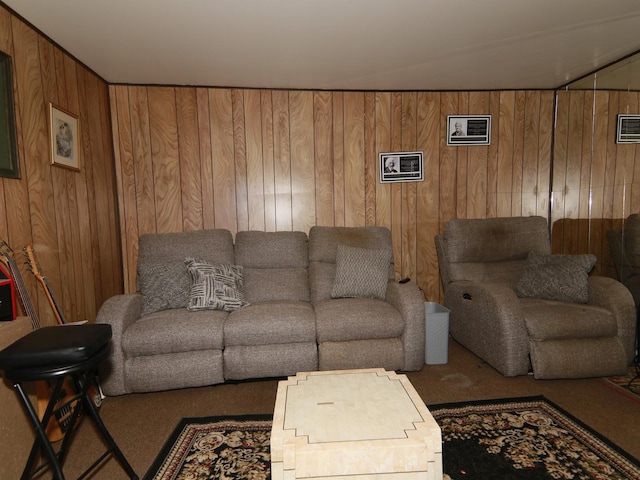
[447,115,491,146]
[379,151,424,183]
[0,51,20,179]
[616,114,640,144]
[49,103,80,171]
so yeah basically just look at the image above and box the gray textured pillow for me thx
[515,252,597,303]
[331,244,392,299]
[138,261,190,315]
[186,259,249,311]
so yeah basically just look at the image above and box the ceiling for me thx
[4,0,640,91]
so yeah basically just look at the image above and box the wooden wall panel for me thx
[177,88,204,232]
[110,85,557,303]
[0,5,122,324]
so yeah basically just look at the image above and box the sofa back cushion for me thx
[234,231,309,303]
[438,216,550,287]
[139,229,235,266]
[137,229,234,315]
[309,226,394,303]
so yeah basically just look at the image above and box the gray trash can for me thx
[424,302,450,365]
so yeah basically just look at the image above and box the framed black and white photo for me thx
[616,114,640,144]
[447,115,491,146]
[379,151,423,183]
[49,103,80,171]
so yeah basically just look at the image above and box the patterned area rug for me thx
[602,365,640,401]
[145,397,640,480]
[430,396,639,480]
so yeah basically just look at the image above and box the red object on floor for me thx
[0,262,17,321]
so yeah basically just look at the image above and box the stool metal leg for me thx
[75,374,139,480]
[14,381,66,480]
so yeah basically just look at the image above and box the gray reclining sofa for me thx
[97,226,425,395]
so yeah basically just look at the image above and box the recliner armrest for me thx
[445,281,530,376]
[95,294,143,395]
[587,276,636,364]
[385,280,425,371]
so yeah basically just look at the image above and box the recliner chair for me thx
[436,216,636,379]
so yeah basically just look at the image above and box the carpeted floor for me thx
[144,397,640,480]
[12,340,640,479]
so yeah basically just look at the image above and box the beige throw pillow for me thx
[331,244,392,300]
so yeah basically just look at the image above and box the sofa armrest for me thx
[95,294,143,395]
[445,281,529,376]
[385,281,425,371]
[587,276,637,364]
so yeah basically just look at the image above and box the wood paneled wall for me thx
[0,6,121,325]
[553,90,640,278]
[110,86,555,302]
[7,0,635,313]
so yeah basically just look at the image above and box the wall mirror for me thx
[0,50,19,179]
[556,51,640,298]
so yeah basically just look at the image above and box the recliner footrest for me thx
[529,337,627,379]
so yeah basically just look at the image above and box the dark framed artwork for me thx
[0,51,20,179]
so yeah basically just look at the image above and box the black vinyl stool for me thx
[0,324,138,480]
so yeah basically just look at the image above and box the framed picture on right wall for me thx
[616,114,640,144]
[447,115,491,146]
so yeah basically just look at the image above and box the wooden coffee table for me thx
[270,368,443,479]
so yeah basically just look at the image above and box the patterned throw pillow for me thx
[138,261,191,315]
[515,252,597,303]
[185,259,249,312]
[331,244,392,300]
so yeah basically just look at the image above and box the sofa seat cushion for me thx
[315,298,404,343]
[123,309,226,356]
[224,301,316,346]
[520,298,617,341]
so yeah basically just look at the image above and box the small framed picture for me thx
[49,103,80,171]
[616,114,640,144]
[447,115,491,146]
[379,151,424,183]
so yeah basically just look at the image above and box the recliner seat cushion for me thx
[224,301,316,346]
[520,298,617,341]
[315,297,404,342]
[123,309,226,356]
